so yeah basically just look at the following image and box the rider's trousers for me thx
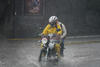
[55,43,61,57]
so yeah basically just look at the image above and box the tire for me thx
[38,48,46,62]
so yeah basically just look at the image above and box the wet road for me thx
[0,39,100,67]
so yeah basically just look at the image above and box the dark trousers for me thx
[60,38,64,55]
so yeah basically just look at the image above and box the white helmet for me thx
[49,16,58,23]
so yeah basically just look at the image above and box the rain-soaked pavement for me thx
[0,37,100,67]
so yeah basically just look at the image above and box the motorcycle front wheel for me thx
[38,48,47,62]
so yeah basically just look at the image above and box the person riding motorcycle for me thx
[57,18,67,57]
[41,16,62,58]
[44,16,67,57]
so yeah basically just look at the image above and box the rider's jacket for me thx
[58,22,67,39]
[42,23,62,35]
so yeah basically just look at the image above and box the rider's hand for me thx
[38,33,43,36]
[61,36,64,39]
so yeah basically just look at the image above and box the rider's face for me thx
[50,21,57,27]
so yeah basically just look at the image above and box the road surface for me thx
[0,38,100,67]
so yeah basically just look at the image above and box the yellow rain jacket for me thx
[42,24,62,35]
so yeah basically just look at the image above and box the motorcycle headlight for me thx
[42,38,48,44]
[49,43,55,49]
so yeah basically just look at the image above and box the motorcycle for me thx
[38,34,61,62]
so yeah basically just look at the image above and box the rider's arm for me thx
[42,24,50,35]
[61,24,67,38]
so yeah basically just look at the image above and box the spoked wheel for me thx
[38,48,46,62]
[39,48,48,67]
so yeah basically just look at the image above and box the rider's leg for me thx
[60,38,64,56]
[55,43,60,58]
[41,43,43,48]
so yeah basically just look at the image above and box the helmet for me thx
[49,16,58,23]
